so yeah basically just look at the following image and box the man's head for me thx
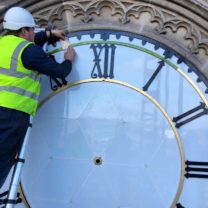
[3,7,37,42]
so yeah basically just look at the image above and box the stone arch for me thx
[0,0,208,81]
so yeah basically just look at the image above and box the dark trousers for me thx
[0,106,29,189]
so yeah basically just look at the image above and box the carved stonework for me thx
[157,18,208,55]
[0,0,208,79]
[31,1,208,55]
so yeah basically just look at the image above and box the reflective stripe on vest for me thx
[0,67,39,81]
[0,40,39,81]
[0,86,38,100]
[0,40,40,99]
[11,40,30,70]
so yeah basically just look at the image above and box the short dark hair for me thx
[5,29,22,36]
[5,27,31,36]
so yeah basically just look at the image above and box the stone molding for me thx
[0,0,208,79]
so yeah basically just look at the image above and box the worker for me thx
[0,7,76,189]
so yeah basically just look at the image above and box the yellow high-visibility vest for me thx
[0,35,41,115]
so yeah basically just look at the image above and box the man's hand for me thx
[46,29,66,45]
[64,46,76,62]
[51,29,66,40]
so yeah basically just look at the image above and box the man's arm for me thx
[34,29,66,47]
[34,31,47,47]
[21,44,74,78]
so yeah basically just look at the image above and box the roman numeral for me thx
[143,60,165,91]
[176,203,185,208]
[142,50,172,91]
[176,161,208,207]
[185,160,208,179]
[48,54,67,91]
[49,76,67,91]
[90,44,116,79]
[172,102,208,128]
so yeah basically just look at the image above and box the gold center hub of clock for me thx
[94,156,102,166]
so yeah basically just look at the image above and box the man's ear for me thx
[19,28,28,38]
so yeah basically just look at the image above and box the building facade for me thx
[0,1,208,208]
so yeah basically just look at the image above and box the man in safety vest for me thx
[0,7,76,188]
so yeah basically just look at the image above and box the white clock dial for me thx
[21,30,208,208]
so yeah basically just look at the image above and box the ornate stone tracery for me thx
[0,0,208,79]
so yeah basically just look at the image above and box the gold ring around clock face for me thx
[21,79,184,208]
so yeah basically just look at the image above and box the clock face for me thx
[21,30,208,208]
